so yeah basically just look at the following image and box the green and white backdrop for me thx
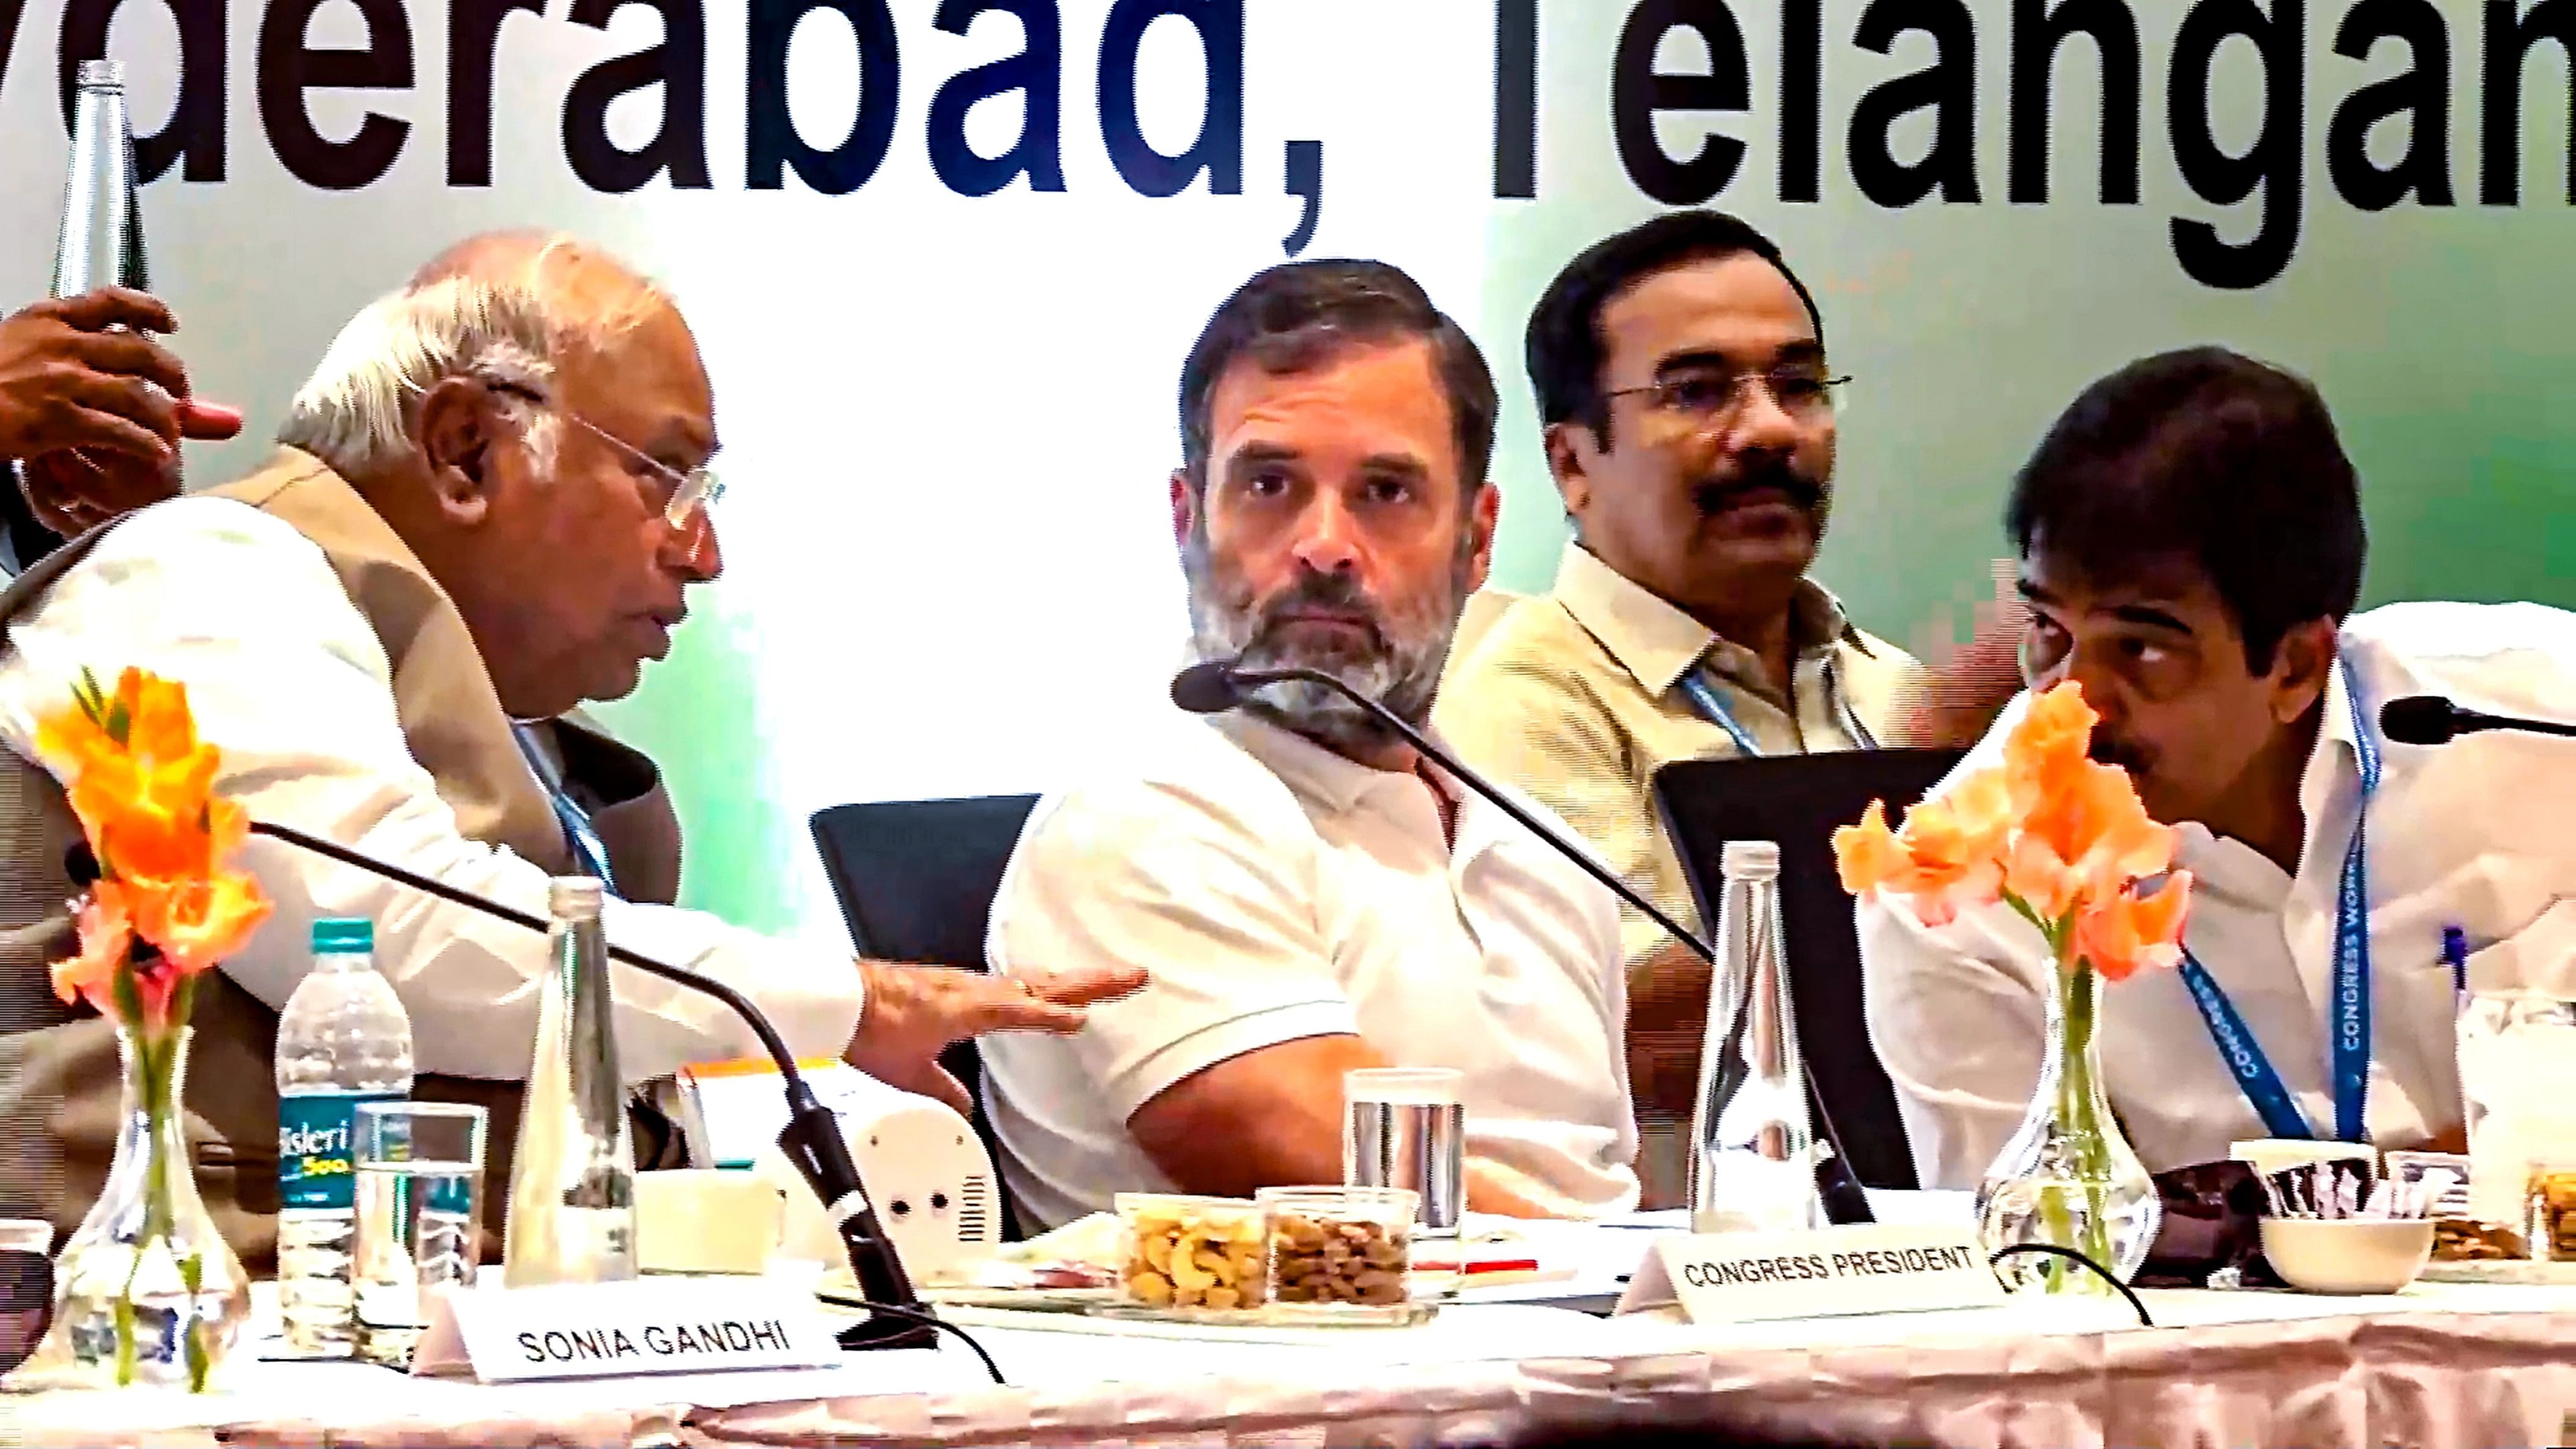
[0,0,2566,946]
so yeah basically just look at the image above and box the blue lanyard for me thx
[513,725,620,895]
[2175,659,2379,1143]
[1676,657,1879,756]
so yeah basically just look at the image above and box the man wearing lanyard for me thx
[1861,347,2576,1187]
[1437,211,2015,1196]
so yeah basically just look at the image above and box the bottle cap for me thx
[75,59,123,90]
[1720,840,1781,880]
[311,918,372,955]
[548,876,605,919]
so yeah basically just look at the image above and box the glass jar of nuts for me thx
[2528,1153,2576,1263]
[1259,1186,1419,1319]
[2387,1151,2527,1263]
[1115,1194,1268,1313]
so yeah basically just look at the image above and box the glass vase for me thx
[1976,961,2162,1294]
[27,1025,251,1390]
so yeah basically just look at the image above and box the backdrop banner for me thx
[1,0,2565,937]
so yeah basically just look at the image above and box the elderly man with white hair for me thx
[0,232,1139,1265]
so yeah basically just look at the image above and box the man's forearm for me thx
[1466,1164,1561,1218]
[1627,938,1712,1125]
[1130,1035,1389,1199]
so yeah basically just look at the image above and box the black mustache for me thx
[1693,468,1824,515]
[2090,736,2150,771]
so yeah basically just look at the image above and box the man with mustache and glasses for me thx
[1437,211,2018,1198]
[1861,348,2576,1187]
[977,260,1639,1231]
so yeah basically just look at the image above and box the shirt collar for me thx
[2296,643,2371,831]
[1214,710,1450,820]
[1549,539,1870,696]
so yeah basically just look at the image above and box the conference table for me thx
[11,1213,2576,1448]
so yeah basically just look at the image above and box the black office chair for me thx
[810,793,1040,1239]
[1652,748,1968,1192]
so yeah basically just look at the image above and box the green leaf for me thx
[103,697,130,746]
[112,1293,135,1387]
[180,1253,210,1393]
[110,963,144,1027]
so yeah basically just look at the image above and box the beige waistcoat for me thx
[0,449,681,1271]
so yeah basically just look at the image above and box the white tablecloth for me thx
[10,1280,2576,1448]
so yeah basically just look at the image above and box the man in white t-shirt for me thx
[980,260,1640,1231]
[1862,347,2576,1189]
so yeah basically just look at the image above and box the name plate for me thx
[1613,1223,2006,1324]
[411,1275,842,1382]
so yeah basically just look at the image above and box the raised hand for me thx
[844,959,1147,1115]
[0,288,243,536]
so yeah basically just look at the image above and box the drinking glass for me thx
[1342,1067,1464,1295]
[2458,992,2576,1258]
[353,1102,487,1367]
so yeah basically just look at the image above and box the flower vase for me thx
[29,1025,250,1391]
[1976,960,2162,1294]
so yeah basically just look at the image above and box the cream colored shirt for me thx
[1437,541,1916,970]
[978,709,1640,1232]
[1862,603,2576,1189]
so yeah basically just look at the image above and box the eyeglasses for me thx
[479,378,724,530]
[1602,367,1848,428]
[555,411,725,530]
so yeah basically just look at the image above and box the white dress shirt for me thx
[980,708,1641,1231]
[0,496,863,1082]
[1863,602,2576,1189]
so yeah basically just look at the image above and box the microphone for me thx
[2380,694,2576,747]
[80,824,939,1352]
[1172,658,1878,1226]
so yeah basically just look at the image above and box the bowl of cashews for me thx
[1116,1193,1269,1313]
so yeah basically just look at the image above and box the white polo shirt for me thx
[980,710,1640,1232]
[1863,602,2576,1189]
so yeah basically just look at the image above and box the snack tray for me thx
[2416,1258,2576,1285]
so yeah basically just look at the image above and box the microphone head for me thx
[1170,659,1245,716]
[2379,695,2459,746]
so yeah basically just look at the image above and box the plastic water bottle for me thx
[275,919,414,1357]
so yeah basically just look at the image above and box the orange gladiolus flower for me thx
[2002,680,2096,814]
[2021,759,2179,903]
[1832,800,1909,897]
[50,889,131,1015]
[1890,769,2011,923]
[1838,675,2192,987]
[2002,831,2082,922]
[125,870,271,977]
[33,667,273,1031]
[1831,768,2014,925]
[2074,871,2195,981]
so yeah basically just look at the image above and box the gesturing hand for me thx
[0,289,243,536]
[844,961,1147,1116]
